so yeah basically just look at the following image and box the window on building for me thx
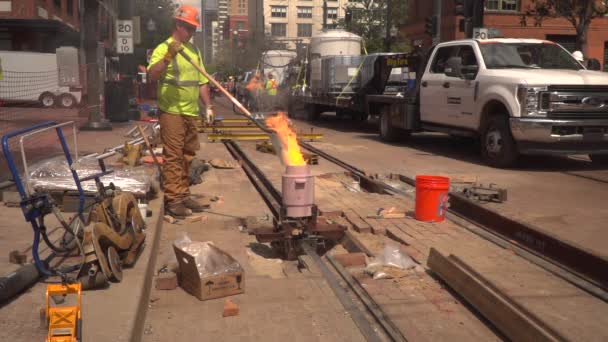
[271,6,287,18]
[53,0,61,11]
[297,24,312,37]
[271,23,287,37]
[0,32,12,50]
[327,8,338,19]
[236,21,245,31]
[298,7,313,18]
[485,0,519,11]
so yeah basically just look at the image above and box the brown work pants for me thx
[159,112,200,204]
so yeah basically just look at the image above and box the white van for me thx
[0,50,82,108]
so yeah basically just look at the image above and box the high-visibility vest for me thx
[148,38,208,116]
[266,79,277,96]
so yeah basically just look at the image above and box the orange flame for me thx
[265,112,306,166]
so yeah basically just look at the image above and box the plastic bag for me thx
[173,234,242,278]
[364,243,416,280]
[28,155,156,196]
[382,243,416,270]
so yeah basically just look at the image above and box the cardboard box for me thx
[173,243,245,301]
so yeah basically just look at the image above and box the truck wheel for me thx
[59,94,76,108]
[380,112,401,142]
[481,115,519,168]
[39,92,56,108]
[589,154,608,166]
[306,104,320,121]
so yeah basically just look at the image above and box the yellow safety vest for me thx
[266,79,277,96]
[147,37,209,116]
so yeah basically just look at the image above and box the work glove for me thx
[164,41,183,62]
[205,106,215,123]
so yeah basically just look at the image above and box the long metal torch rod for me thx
[177,50,272,134]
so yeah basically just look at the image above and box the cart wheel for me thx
[107,246,123,282]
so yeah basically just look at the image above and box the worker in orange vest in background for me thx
[245,73,264,111]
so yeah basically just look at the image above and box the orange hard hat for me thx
[174,5,200,27]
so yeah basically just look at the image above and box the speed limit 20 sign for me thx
[116,20,134,54]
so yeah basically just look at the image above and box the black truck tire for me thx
[379,112,411,142]
[480,114,519,168]
[305,104,320,121]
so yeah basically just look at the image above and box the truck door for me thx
[444,45,480,129]
[420,46,457,124]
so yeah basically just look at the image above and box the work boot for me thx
[165,202,192,219]
[183,197,210,213]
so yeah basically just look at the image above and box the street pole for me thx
[81,0,111,131]
[472,0,484,32]
[433,0,442,45]
[385,0,392,51]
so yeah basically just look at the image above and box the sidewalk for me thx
[0,119,164,342]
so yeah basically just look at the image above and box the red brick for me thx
[9,250,27,264]
[155,271,178,290]
[333,253,367,268]
[223,299,239,317]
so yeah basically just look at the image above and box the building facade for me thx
[0,0,119,53]
[228,0,248,40]
[0,0,82,51]
[402,0,608,69]
[264,0,350,49]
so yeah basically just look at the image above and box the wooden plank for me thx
[427,248,567,342]
[344,209,372,233]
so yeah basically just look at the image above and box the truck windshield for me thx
[479,43,583,70]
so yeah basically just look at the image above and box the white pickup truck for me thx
[371,38,608,167]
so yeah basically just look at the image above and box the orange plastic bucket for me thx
[415,175,450,222]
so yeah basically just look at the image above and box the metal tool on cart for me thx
[1,121,145,296]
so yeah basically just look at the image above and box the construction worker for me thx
[265,73,278,109]
[147,5,213,218]
[245,73,263,111]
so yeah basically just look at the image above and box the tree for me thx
[135,0,178,48]
[338,0,410,53]
[526,0,607,55]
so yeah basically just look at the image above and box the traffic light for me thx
[425,16,437,36]
[454,0,474,18]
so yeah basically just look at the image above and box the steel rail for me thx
[223,140,282,219]
[298,142,608,301]
[298,140,402,195]
[223,140,400,341]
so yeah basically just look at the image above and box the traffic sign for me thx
[116,20,133,37]
[117,37,133,54]
[473,28,489,40]
[116,20,134,54]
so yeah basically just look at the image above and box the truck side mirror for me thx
[444,57,462,78]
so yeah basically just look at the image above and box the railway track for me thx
[219,134,608,341]
[223,139,405,342]
[297,140,608,301]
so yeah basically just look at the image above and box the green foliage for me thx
[526,0,608,53]
[135,0,178,48]
[338,0,409,53]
